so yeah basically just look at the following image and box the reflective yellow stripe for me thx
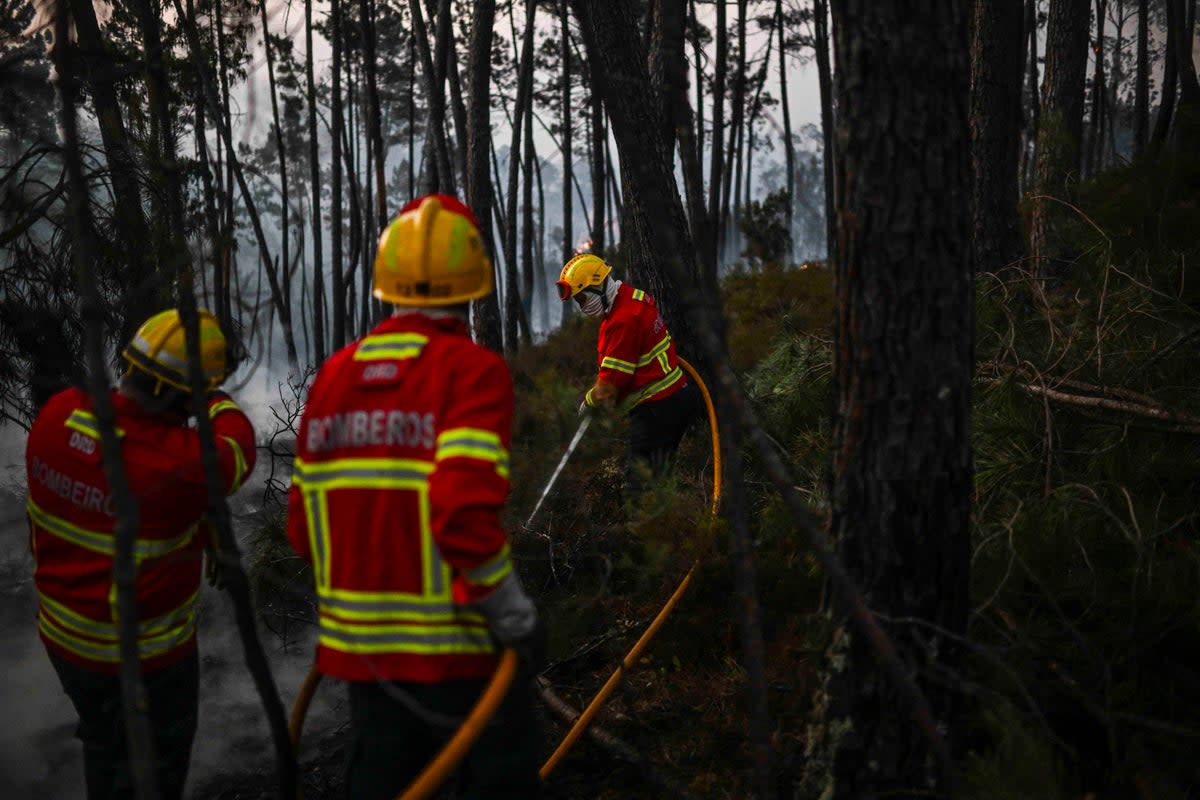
[636,365,684,405]
[636,333,672,368]
[353,333,429,361]
[293,456,434,490]
[464,543,513,587]
[632,289,646,302]
[221,435,248,490]
[600,356,637,375]
[208,399,241,419]
[585,388,596,407]
[26,497,196,560]
[37,588,198,664]
[318,618,494,656]
[435,428,510,479]
[64,409,124,439]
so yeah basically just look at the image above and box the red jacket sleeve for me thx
[596,316,641,398]
[206,393,257,494]
[429,349,514,603]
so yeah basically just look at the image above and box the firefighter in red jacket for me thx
[25,309,256,800]
[556,254,699,492]
[287,194,543,799]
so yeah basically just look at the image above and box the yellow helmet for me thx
[373,194,493,306]
[122,309,228,393]
[556,253,612,301]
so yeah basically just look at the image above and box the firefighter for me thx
[287,194,543,800]
[25,309,256,800]
[556,254,699,494]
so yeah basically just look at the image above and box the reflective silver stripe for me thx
[465,547,512,586]
[39,590,196,639]
[39,614,195,662]
[319,593,458,617]
[64,410,124,438]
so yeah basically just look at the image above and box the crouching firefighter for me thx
[556,254,699,495]
[25,309,256,800]
[287,194,544,800]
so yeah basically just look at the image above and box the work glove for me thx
[475,572,545,676]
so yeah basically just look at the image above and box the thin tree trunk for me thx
[971,0,1027,275]
[705,0,726,284]
[721,0,748,259]
[1133,0,1150,155]
[444,18,471,192]
[1030,0,1091,279]
[410,0,456,195]
[1085,0,1107,177]
[823,0,972,794]
[562,0,574,267]
[777,0,795,245]
[588,58,606,254]
[466,0,503,352]
[331,0,347,349]
[178,0,299,369]
[521,107,535,340]
[1149,0,1179,148]
[66,0,158,335]
[361,0,388,228]
[813,0,836,262]
[306,0,325,364]
[1168,0,1200,150]
[1020,0,1040,187]
[503,0,537,352]
[50,11,160,797]
[259,0,290,344]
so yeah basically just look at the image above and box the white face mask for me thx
[577,290,606,318]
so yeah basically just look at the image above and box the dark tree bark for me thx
[521,101,535,340]
[466,0,503,353]
[1030,0,1091,279]
[704,0,727,286]
[822,0,973,796]
[971,0,1027,275]
[1167,0,1200,150]
[1084,0,1108,178]
[51,11,160,798]
[651,0,708,275]
[410,0,456,195]
[259,0,290,340]
[777,0,795,240]
[1020,0,1040,187]
[1133,0,1149,156]
[813,0,836,261]
[66,0,158,335]
[306,0,326,364]
[561,0,574,266]
[720,0,748,258]
[360,0,388,229]
[587,57,606,255]
[331,0,347,350]
[572,4,771,794]
[1149,0,1179,148]
[503,0,536,352]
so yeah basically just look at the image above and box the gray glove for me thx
[474,573,544,673]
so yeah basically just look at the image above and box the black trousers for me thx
[48,648,199,800]
[626,381,700,495]
[345,673,542,800]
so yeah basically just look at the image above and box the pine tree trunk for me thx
[503,0,537,352]
[306,0,326,364]
[777,0,795,244]
[1148,0,1178,149]
[705,0,726,285]
[521,95,535,339]
[971,0,1027,275]
[1168,0,1200,151]
[360,0,388,229]
[561,0,574,265]
[467,0,503,352]
[813,0,836,262]
[1084,0,1107,178]
[1020,0,1040,187]
[1030,0,1091,280]
[588,57,606,255]
[331,0,347,350]
[1133,0,1150,155]
[820,1,973,795]
[260,0,290,336]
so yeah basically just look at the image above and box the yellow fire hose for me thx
[288,356,720,794]
[539,356,721,779]
[287,649,518,800]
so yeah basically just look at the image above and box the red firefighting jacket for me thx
[587,283,687,408]
[26,386,255,673]
[287,313,516,683]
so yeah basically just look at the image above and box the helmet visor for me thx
[555,280,573,302]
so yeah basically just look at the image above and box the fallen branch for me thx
[537,678,701,800]
[1009,380,1200,430]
